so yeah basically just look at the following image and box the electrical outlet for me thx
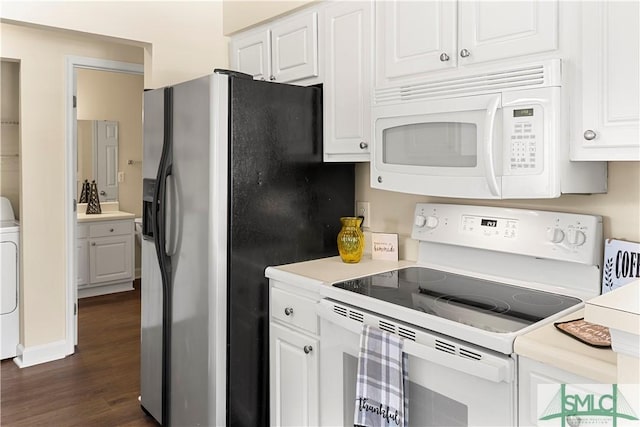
[118,171,125,183]
[356,201,371,228]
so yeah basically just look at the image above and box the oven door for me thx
[318,300,516,427]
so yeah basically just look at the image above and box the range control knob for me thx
[567,229,587,246]
[425,216,439,229]
[414,215,427,227]
[546,227,565,243]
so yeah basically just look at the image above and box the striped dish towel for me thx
[354,324,409,427]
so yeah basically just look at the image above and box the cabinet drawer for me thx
[271,287,318,335]
[89,220,133,238]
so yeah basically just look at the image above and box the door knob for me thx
[100,190,106,196]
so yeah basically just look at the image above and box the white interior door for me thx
[95,120,119,202]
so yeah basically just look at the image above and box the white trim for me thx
[13,340,67,368]
[65,56,143,357]
[610,329,640,359]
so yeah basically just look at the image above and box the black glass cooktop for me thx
[332,267,582,333]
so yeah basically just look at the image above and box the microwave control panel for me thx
[503,105,543,175]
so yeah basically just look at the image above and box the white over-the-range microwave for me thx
[371,59,607,199]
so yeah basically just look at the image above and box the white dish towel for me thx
[354,324,409,427]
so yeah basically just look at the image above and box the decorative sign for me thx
[371,233,398,261]
[602,239,640,294]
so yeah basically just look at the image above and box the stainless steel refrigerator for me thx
[140,70,354,426]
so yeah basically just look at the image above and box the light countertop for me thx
[265,255,415,288]
[514,308,617,384]
[76,202,135,223]
[584,281,640,335]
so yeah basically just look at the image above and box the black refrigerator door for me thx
[226,78,355,426]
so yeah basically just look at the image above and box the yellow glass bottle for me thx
[337,216,364,263]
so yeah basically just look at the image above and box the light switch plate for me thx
[356,201,370,228]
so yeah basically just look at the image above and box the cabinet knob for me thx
[110,228,114,232]
[359,141,368,150]
[284,307,294,316]
[583,129,597,141]
[269,75,276,81]
[91,242,96,246]
[303,345,313,354]
[439,52,450,62]
[460,48,471,58]
[260,77,266,81]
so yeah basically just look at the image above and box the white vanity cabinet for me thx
[76,224,89,286]
[269,281,320,427]
[77,218,134,298]
[374,0,558,87]
[571,1,640,161]
[229,11,319,84]
[322,1,372,162]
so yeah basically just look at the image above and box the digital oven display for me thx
[481,219,498,227]
[513,108,534,117]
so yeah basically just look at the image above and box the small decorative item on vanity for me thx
[79,179,90,203]
[337,216,365,263]
[85,180,102,214]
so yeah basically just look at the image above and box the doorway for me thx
[65,57,143,351]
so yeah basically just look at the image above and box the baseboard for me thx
[13,340,67,368]
[78,281,134,299]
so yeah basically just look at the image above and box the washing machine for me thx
[1,196,20,359]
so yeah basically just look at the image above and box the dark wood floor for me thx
[1,282,159,426]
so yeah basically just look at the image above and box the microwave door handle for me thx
[483,95,501,197]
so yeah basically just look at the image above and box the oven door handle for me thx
[318,302,511,384]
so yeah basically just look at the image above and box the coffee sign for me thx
[602,239,640,293]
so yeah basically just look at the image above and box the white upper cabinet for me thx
[323,1,372,162]
[229,30,271,81]
[571,1,640,161]
[375,0,456,85]
[457,1,558,66]
[230,12,319,84]
[375,0,559,87]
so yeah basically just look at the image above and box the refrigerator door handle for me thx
[164,174,178,257]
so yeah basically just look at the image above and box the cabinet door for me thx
[323,1,372,162]
[270,322,318,427]
[457,0,558,65]
[375,0,456,86]
[271,12,319,82]
[89,234,133,284]
[574,1,640,161]
[229,29,271,80]
[76,238,88,286]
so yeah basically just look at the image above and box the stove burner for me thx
[433,293,511,314]
[512,292,565,306]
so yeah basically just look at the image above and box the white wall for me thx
[222,0,315,35]
[356,162,640,261]
[0,1,227,88]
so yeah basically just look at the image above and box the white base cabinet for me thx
[518,356,607,427]
[77,219,134,298]
[269,281,320,427]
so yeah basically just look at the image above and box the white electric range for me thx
[317,203,602,426]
